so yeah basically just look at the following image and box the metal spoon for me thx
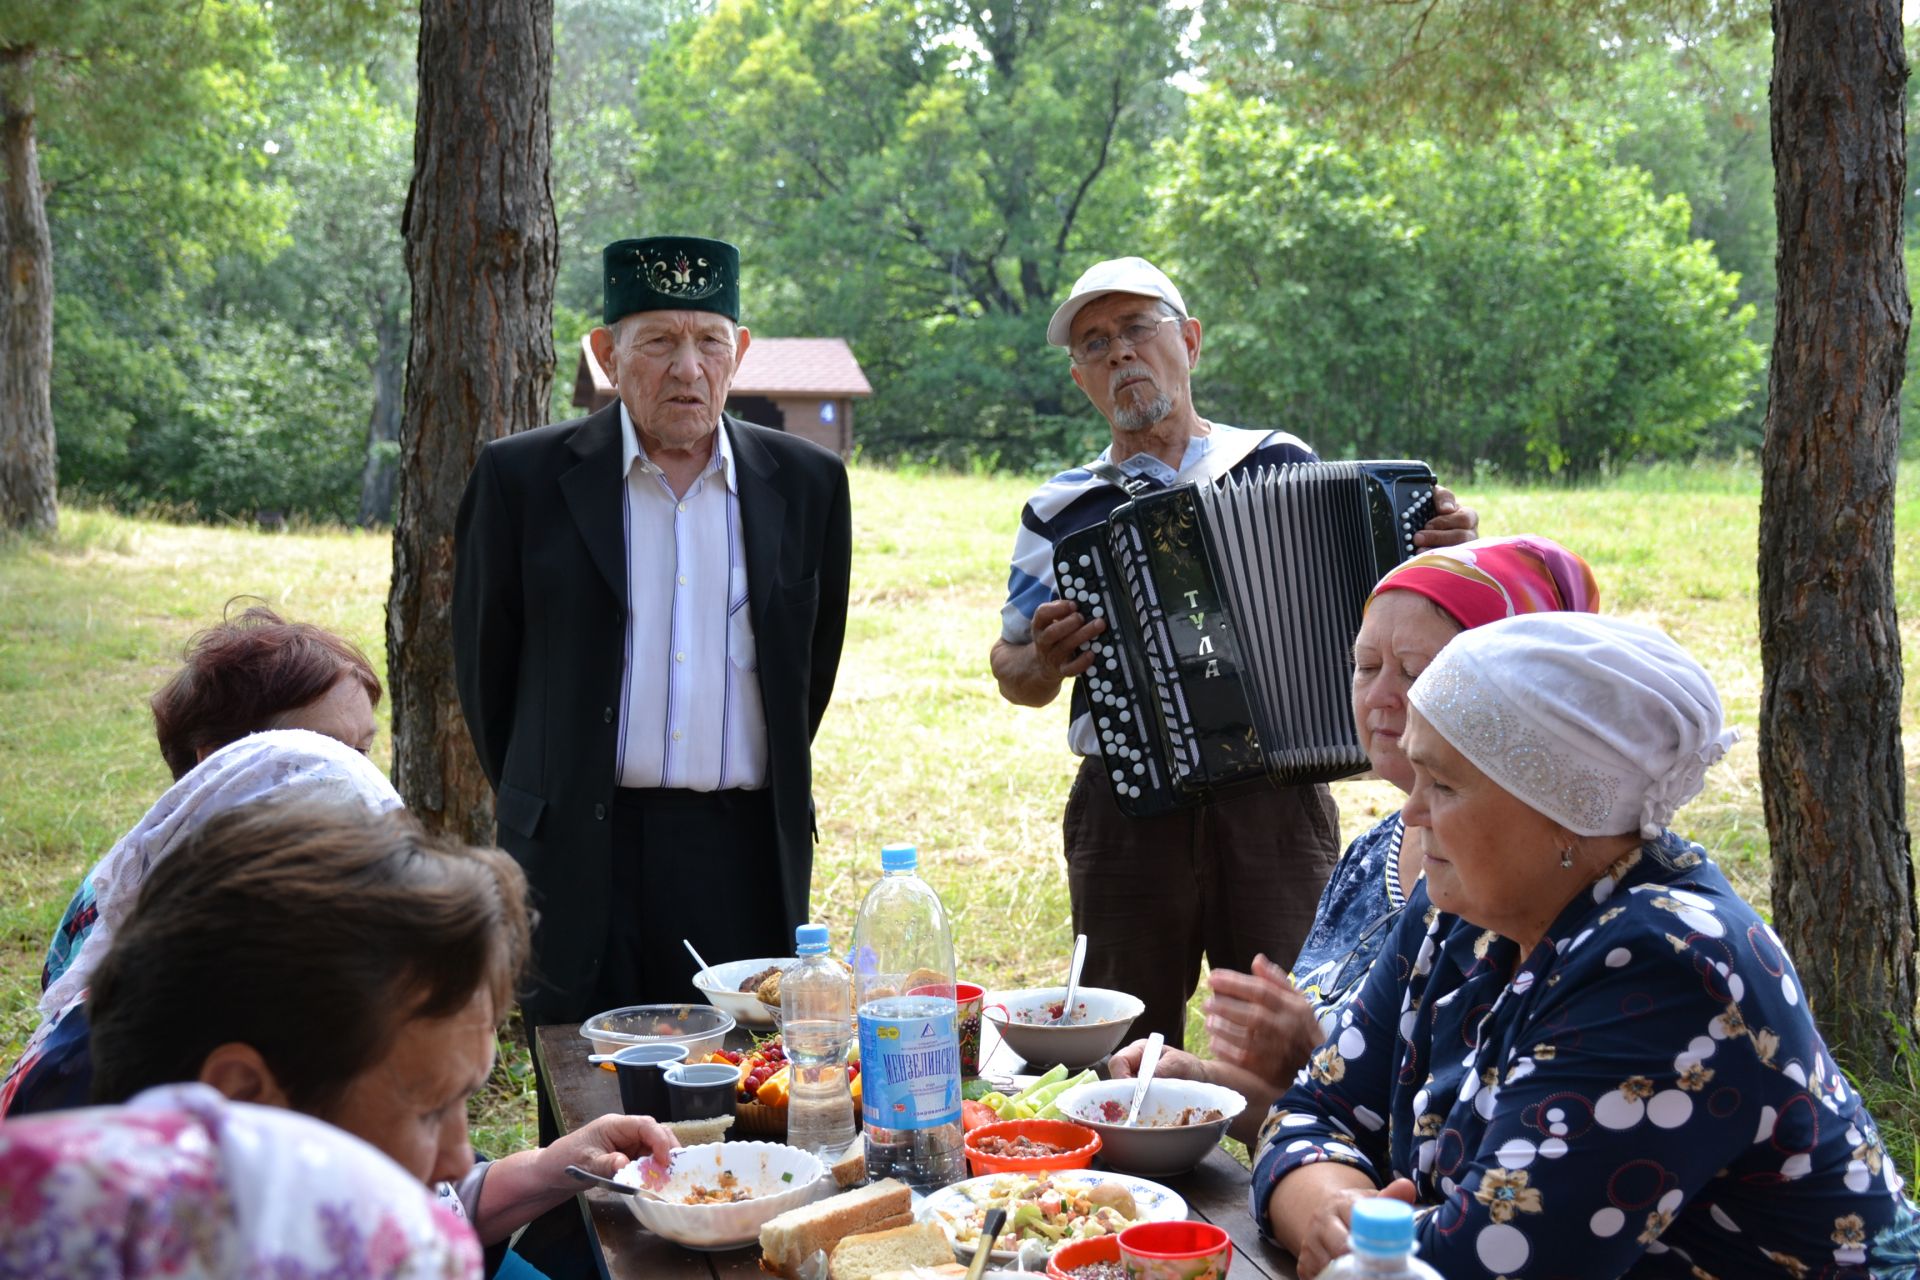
[965,1207,1009,1280]
[1056,932,1087,1025]
[683,938,718,984]
[565,1163,669,1202]
[1124,1031,1164,1126]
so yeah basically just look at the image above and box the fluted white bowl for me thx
[614,1140,827,1250]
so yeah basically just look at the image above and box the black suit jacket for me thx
[452,405,851,1022]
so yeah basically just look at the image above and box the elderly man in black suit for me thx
[453,236,851,1070]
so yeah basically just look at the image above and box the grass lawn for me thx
[2,460,1917,1168]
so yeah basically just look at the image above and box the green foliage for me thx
[49,44,414,521]
[1154,92,1764,475]
[1202,0,1763,140]
[619,0,1186,468]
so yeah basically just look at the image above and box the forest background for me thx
[36,0,1859,522]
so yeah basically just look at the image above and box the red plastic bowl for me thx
[963,1117,1102,1177]
[1047,1234,1121,1280]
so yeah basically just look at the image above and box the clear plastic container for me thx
[1319,1199,1446,1279]
[782,923,857,1160]
[851,843,965,1191]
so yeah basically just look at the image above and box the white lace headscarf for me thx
[39,729,403,1020]
[1408,613,1737,840]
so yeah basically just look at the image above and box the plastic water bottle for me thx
[1320,1199,1446,1279]
[783,923,857,1160]
[851,843,965,1191]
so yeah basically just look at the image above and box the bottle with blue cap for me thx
[1320,1199,1445,1278]
[851,843,965,1190]
[782,922,857,1159]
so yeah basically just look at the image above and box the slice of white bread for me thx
[759,1178,913,1278]
[869,1267,966,1280]
[828,1222,956,1280]
[829,1138,867,1189]
[665,1115,734,1146]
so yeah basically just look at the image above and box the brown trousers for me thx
[1062,756,1341,1050]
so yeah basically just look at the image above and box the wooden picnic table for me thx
[535,1022,1299,1280]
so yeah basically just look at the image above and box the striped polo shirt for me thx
[1000,423,1316,754]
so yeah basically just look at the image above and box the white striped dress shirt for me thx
[616,405,767,790]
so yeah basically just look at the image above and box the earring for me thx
[1558,839,1578,869]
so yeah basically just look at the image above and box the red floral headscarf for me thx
[1369,535,1600,629]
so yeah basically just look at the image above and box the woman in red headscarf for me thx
[1109,535,1600,1141]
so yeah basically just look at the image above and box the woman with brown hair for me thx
[43,602,382,994]
[86,796,676,1256]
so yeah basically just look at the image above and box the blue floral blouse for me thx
[1251,831,1918,1278]
[1290,813,1408,1027]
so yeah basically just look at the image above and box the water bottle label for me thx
[858,1012,960,1130]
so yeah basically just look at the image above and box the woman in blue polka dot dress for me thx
[1253,613,1917,1279]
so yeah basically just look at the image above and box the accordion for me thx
[1054,460,1438,816]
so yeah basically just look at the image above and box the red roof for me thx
[575,335,872,402]
[734,338,873,397]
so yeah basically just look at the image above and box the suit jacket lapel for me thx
[559,402,628,608]
[728,416,786,639]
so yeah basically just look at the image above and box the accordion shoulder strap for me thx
[1085,425,1278,496]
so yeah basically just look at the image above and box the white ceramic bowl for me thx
[615,1140,827,1250]
[580,1003,735,1058]
[1054,1077,1246,1176]
[691,957,795,1028]
[982,986,1145,1069]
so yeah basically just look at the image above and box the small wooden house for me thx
[572,334,873,458]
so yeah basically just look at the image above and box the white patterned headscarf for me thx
[0,1083,481,1278]
[39,729,403,1020]
[1407,613,1737,839]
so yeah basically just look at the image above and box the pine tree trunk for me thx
[358,292,405,527]
[0,47,56,533]
[1760,0,1916,1072]
[389,0,556,842]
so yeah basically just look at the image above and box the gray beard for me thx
[1112,391,1174,432]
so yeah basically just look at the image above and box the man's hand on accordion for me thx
[989,598,1107,708]
[1412,485,1479,548]
[1032,598,1107,680]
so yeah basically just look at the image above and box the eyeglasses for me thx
[1069,313,1181,364]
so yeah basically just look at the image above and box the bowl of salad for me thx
[919,1169,1187,1266]
[983,986,1144,1069]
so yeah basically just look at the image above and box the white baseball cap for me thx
[1046,256,1189,347]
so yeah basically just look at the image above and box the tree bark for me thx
[358,291,405,527]
[1760,0,1915,1072]
[389,0,556,842]
[0,47,56,533]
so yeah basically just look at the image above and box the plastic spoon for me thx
[683,938,717,984]
[1056,932,1087,1025]
[565,1164,668,1202]
[1124,1031,1164,1126]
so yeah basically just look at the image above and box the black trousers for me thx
[1062,756,1341,1050]
[527,786,787,1141]
[517,786,788,1276]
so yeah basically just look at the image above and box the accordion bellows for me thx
[1054,460,1437,816]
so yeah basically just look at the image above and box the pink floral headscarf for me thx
[1369,533,1600,628]
[0,1084,480,1279]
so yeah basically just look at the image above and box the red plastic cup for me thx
[1116,1221,1233,1280]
